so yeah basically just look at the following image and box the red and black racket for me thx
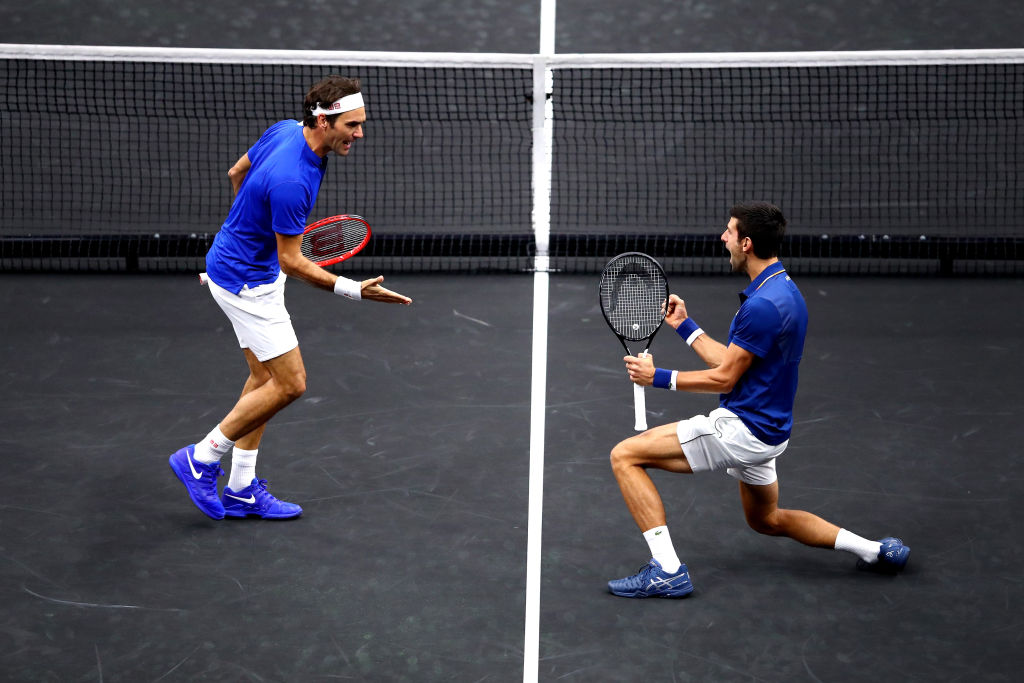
[599,252,670,431]
[300,214,372,267]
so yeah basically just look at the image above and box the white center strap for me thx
[333,275,362,300]
[310,92,364,116]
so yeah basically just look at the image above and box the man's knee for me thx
[278,371,307,402]
[745,509,784,536]
[609,439,633,471]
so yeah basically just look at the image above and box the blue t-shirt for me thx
[206,120,328,294]
[721,262,808,445]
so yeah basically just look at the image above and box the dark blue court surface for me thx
[3,0,1023,51]
[2,2,1023,681]
[541,274,1024,681]
[1,272,1022,680]
[0,273,534,680]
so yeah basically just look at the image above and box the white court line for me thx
[524,2,556,681]
[539,0,556,55]
[523,266,549,683]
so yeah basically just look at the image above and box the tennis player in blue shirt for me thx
[609,202,909,598]
[169,75,411,521]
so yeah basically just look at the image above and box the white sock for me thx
[193,425,234,464]
[834,528,882,564]
[227,448,258,491]
[643,525,682,573]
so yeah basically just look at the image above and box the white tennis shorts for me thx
[207,271,299,362]
[676,407,788,486]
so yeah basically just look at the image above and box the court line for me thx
[524,2,556,681]
[539,0,556,56]
[523,269,548,683]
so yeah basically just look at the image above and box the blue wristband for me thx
[652,368,673,389]
[676,318,699,339]
[675,318,704,346]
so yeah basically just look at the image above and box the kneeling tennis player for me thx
[607,202,909,598]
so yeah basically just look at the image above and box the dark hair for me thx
[730,202,787,259]
[302,75,362,128]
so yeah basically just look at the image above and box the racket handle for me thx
[633,382,647,431]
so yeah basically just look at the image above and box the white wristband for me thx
[333,276,362,300]
[685,328,705,346]
[670,370,678,391]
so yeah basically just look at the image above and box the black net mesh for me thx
[0,58,534,272]
[548,63,1024,275]
[1,53,1022,275]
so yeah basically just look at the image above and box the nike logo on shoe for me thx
[225,493,256,504]
[187,450,203,480]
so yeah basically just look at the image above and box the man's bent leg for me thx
[225,349,272,491]
[738,480,840,547]
[609,422,693,532]
[608,423,694,597]
[233,348,273,451]
[738,481,908,571]
[218,347,305,520]
[218,346,307,442]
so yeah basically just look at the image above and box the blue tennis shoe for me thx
[608,559,694,598]
[221,478,303,519]
[858,536,911,573]
[169,444,225,520]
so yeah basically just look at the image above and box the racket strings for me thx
[600,257,667,341]
[300,219,367,260]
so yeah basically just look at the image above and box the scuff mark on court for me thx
[453,309,493,327]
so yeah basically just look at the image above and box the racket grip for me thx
[633,382,647,431]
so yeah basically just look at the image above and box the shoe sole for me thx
[222,508,302,520]
[857,547,910,574]
[169,457,225,520]
[609,584,694,598]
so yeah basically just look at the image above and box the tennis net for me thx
[1,45,1022,275]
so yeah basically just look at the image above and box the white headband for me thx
[310,92,364,116]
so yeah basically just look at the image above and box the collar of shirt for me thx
[738,261,786,303]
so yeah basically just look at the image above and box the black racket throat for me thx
[616,331,660,358]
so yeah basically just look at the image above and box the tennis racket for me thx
[599,252,670,431]
[300,214,372,267]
